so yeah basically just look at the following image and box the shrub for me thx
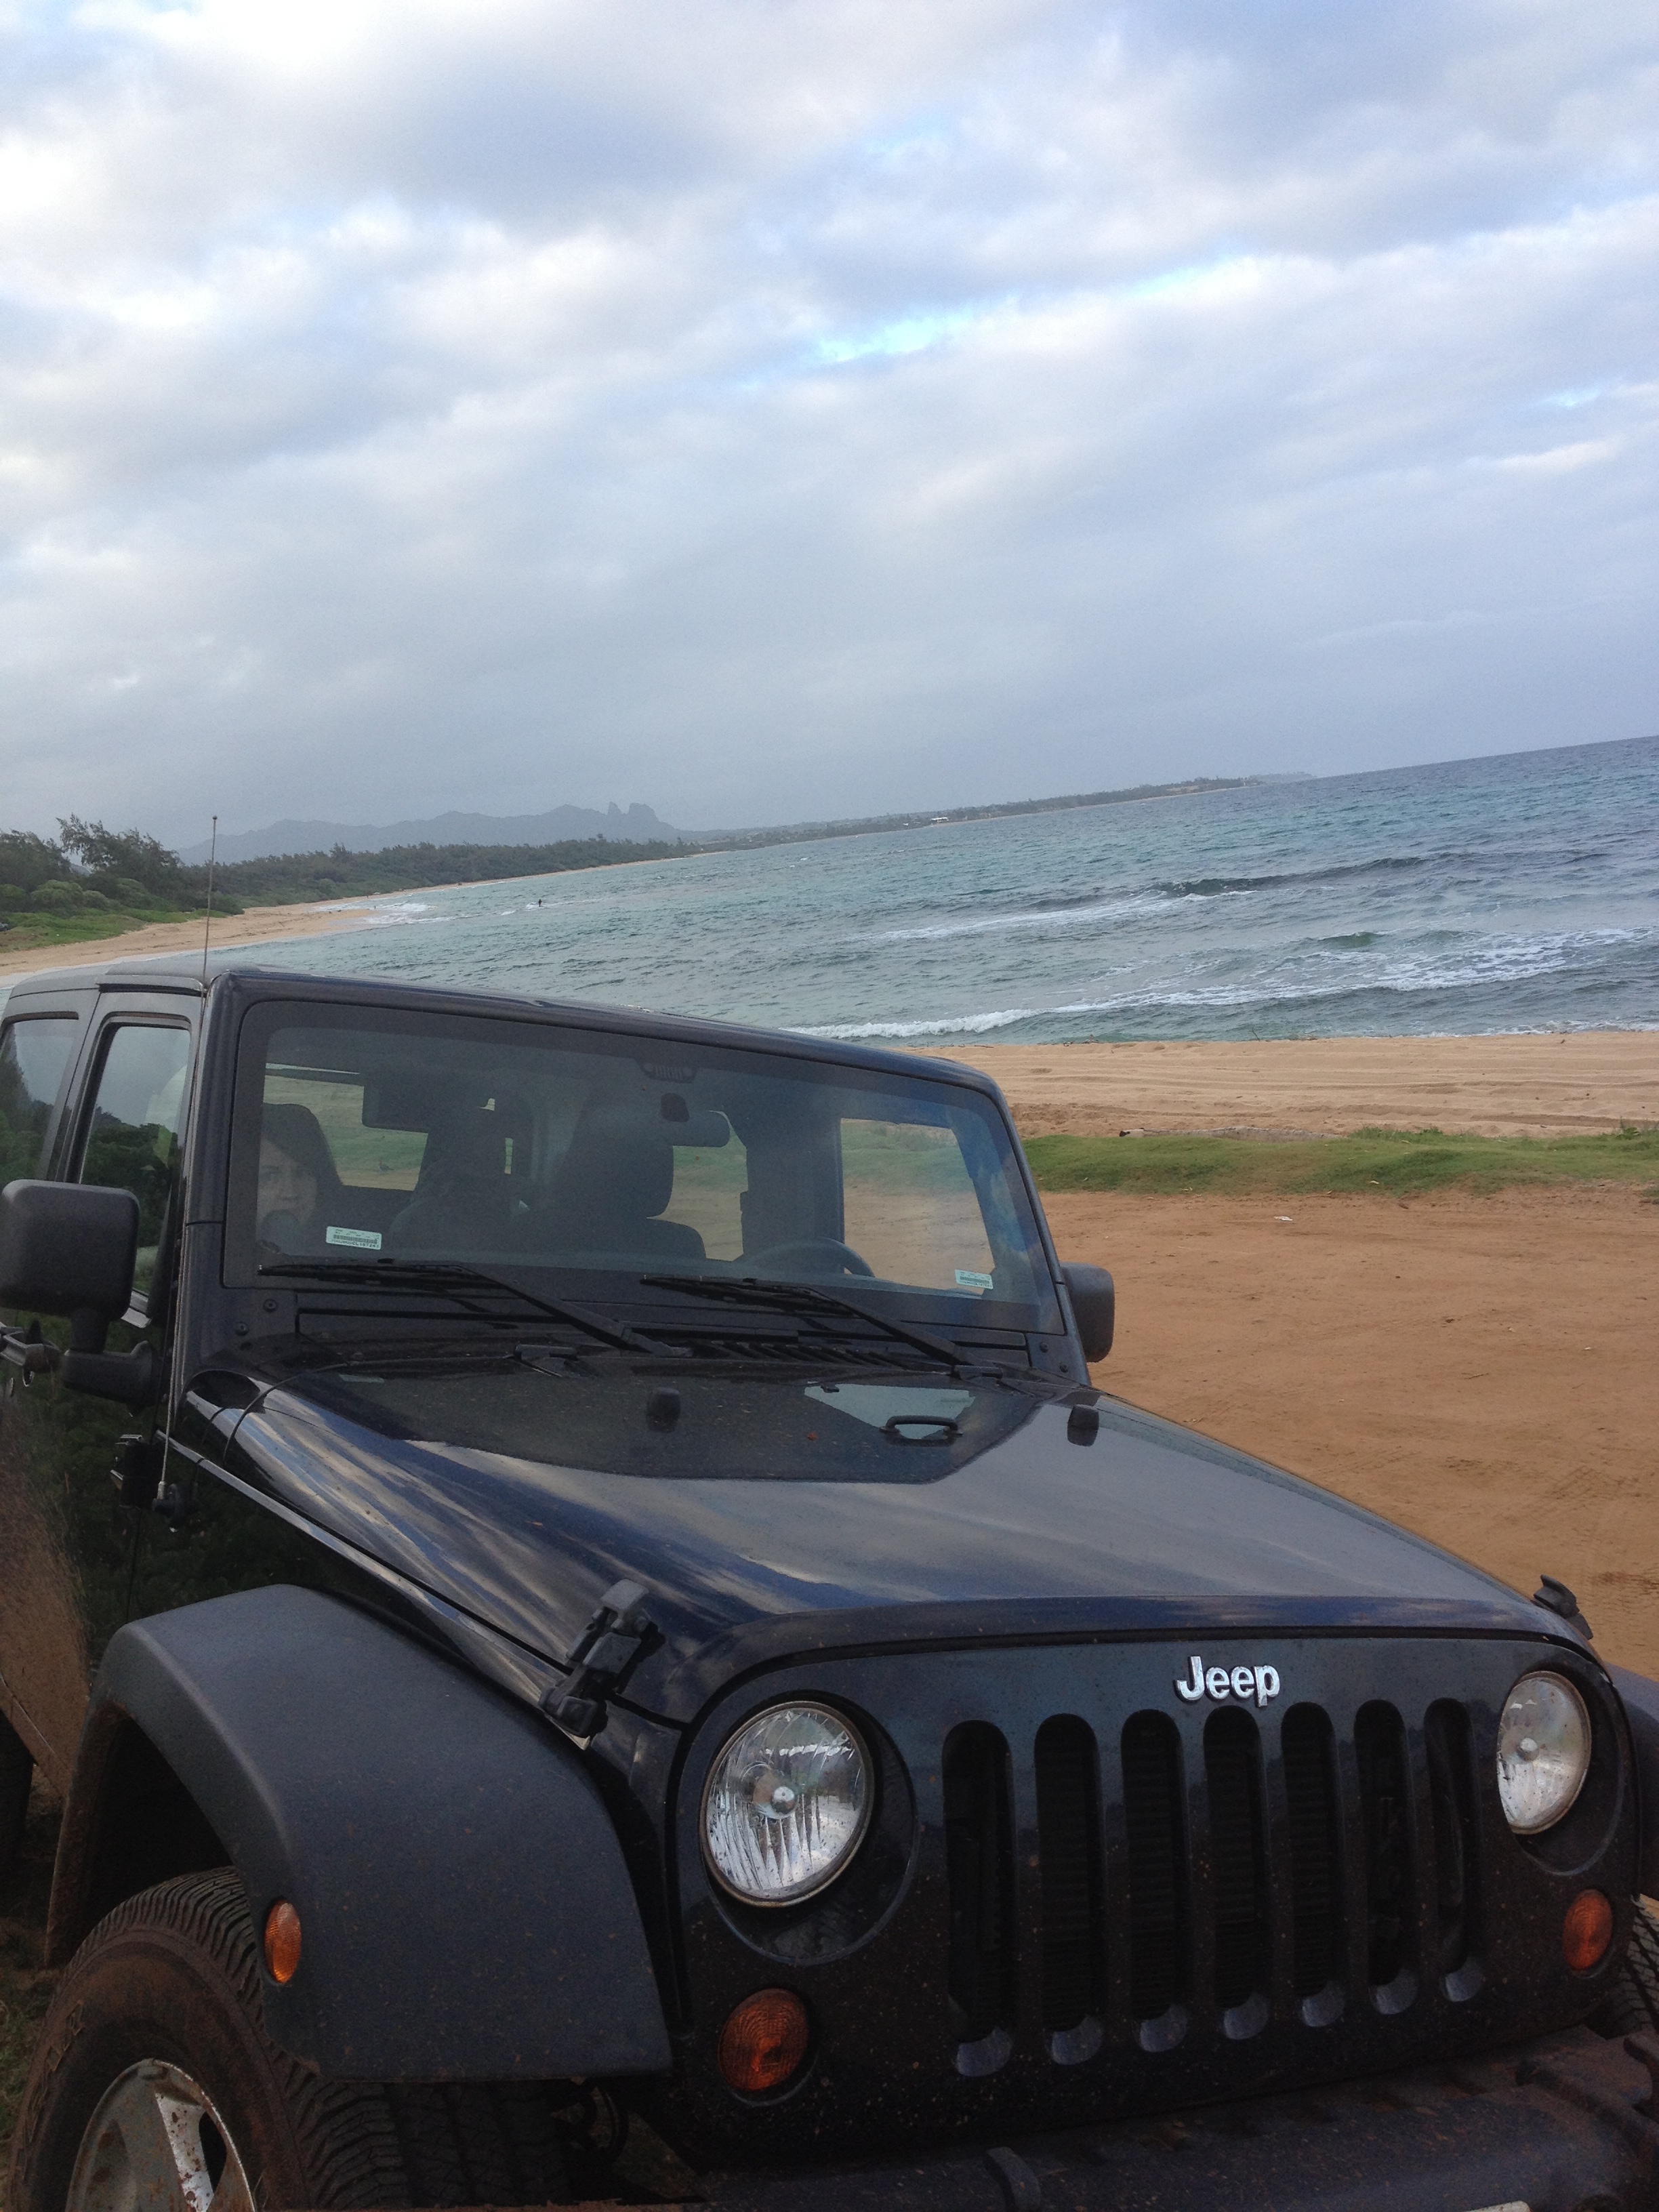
[30,880,84,912]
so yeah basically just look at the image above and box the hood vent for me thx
[943,1723,1015,2050]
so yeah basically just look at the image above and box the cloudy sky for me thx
[3,0,1656,844]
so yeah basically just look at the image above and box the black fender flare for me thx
[1611,1664,1659,1898]
[52,1585,672,2081]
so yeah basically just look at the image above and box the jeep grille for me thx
[945,1692,1486,2062]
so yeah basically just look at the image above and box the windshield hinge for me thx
[543,1578,655,1738]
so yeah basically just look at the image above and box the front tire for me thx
[8,1870,571,2211]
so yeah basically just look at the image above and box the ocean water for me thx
[9,736,1659,1043]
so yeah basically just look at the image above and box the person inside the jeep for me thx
[256,1104,337,1253]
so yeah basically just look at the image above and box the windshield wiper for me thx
[638,1273,983,1374]
[258,1258,675,1355]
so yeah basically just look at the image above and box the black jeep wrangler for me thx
[4,960,1659,2212]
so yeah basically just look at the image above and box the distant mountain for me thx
[179,802,678,865]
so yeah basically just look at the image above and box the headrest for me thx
[422,1106,518,1182]
[553,1126,677,1223]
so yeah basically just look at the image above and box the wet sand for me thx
[920,1031,1659,1136]
[0,901,373,981]
[1049,1183,1659,1677]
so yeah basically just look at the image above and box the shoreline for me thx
[4,914,1654,1143]
[0,898,377,983]
[0,848,710,986]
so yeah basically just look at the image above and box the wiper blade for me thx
[258,1258,674,1355]
[639,1273,976,1373]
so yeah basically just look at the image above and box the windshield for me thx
[226,1002,1061,1328]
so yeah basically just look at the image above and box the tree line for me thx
[0,817,239,921]
[0,816,690,931]
[209,834,687,903]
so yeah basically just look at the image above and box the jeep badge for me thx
[1175,1654,1281,1706]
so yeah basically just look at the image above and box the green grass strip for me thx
[1024,1125,1659,1198]
[0,905,201,956]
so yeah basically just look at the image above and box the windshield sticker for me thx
[326,1225,384,1251]
[954,1268,994,1291]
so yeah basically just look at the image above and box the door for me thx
[0,1010,194,1783]
[0,1007,88,1779]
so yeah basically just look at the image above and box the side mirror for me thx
[1061,1261,1114,1363]
[1,1179,138,1349]
[0,1180,157,1407]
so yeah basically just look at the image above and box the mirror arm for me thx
[1,1320,158,1407]
[61,1341,161,1410]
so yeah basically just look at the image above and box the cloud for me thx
[0,0,1655,840]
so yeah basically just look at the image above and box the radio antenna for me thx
[200,815,218,984]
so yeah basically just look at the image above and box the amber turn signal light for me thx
[716,1988,810,2094]
[1562,1888,1614,1973]
[264,1900,303,1984]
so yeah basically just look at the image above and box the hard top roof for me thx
[5,958,203,999]
[7,960,999,1096]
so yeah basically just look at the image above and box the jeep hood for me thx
[219,1359,1555,1720]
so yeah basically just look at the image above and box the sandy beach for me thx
[0,899,371,981]
[1050,1181,1659,1675]
[920,1031,1659,1136]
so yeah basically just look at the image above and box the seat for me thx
[540,1123,705,1263]
[390,1101,528,1254]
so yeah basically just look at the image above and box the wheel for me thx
[7,1869,572,2211]
[1589,1900,1659,2039]
[743,1237,875,1279]
[0,1708,32,1883]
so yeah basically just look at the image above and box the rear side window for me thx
[0,1015,79,1182]
[79,1025,192,1298]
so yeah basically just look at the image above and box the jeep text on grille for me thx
[5,962,1659,2212]
[1173,1653,1282,1704]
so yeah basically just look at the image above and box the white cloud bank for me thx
[1,0,1656,841]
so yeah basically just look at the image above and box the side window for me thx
[79,1025,192,1299]
[0,1015,79,1183]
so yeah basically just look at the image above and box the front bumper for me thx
[691,2028,1659,2211]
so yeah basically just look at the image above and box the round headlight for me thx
[1497,1671,1591,1834]
[701,1704,872,1906]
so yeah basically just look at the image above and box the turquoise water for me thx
[9,736,1658,1042]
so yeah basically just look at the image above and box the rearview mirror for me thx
[1061,1262,1114,1363]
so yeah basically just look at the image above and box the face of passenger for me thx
[260,1137,317,1227]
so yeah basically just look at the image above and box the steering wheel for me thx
[742,1237,875,1279]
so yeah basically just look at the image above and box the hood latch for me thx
[544,1578,655,1738]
